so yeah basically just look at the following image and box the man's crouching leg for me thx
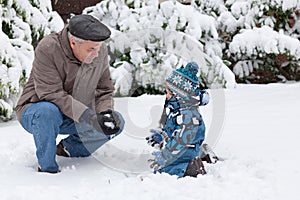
[59,111,125,158]
[20,102,63,173]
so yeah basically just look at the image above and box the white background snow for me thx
[1,0,300,199]
[0,83,299,200]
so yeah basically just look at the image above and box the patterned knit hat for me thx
[166,62,199,98]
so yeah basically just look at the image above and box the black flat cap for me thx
[68,14,111,41]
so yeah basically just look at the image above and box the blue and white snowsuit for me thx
[157,90,208,177]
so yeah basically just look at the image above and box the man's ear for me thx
[69,37,76,49]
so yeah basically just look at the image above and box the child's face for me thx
[164,85,173,99]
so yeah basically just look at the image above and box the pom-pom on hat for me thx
[68,14,111,41]
[166,62,199,98]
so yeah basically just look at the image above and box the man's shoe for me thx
[37,167,60,174]
[183,157,206,177]
[56,141,70,157]
[200,143,219,164]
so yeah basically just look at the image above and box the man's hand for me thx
[80,109,121,135]
[97,110,121,135]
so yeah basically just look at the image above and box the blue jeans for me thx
[20,102,124,173]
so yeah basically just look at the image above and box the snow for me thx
[219,0,300,39]
[229,26,300,78]
[0,0,300,197]
[1,83,300,199]
[230,26,300,59]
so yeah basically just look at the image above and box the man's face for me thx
[70,38,102,64]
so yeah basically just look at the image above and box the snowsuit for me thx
[158,93,206,178]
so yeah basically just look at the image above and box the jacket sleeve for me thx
[95,53,114,113]
[32,41,87,122]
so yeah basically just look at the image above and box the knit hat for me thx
[166,62,199,98]
[68,14,111,41]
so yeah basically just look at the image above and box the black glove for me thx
[96,109,121,135]
[80,109,120,135]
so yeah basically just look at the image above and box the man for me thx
[16,14,124,173]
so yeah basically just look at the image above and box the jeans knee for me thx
[33,102,63,124]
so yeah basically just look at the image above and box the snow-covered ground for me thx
[0,83,299,200]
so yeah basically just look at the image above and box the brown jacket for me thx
[16,26,114,122]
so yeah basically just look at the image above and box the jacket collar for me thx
[59,25,82,65]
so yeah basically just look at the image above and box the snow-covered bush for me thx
[217,0,300,83]
[84,0,236,96]
[229,26,300,82]
[0,0,63,121]
[192,0,227,18]
[219,0,300,36]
